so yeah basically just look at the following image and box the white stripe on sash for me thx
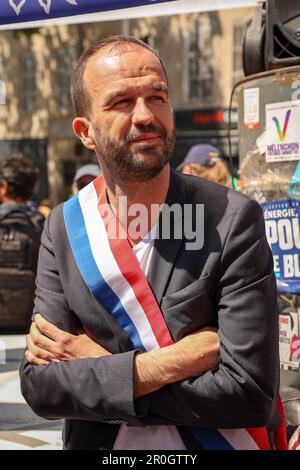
[219,428,259,450]
[78,183,160,352]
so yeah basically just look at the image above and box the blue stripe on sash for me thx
[190,427,235,450]
[63,194,146,352]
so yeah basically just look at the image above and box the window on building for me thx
[140,35,155,48]
[187,17,214,101]
[233,22,247,86]
[22,52,36,113]
[62,160,76,187]
[139,34,159,56]
[57,49,73,111]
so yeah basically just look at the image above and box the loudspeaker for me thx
[266,0,300,68]
[243,0,300,77]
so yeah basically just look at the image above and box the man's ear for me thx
[73,117,96,150]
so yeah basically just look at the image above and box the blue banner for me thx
[0,0,174,26]
[262,199,300,295]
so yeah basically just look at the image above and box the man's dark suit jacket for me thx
[20,169,280,450]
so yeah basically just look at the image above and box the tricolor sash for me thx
[63,176,287,451]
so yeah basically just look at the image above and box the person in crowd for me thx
[20,36,285,450]
[178,143,232,187]
[72,163,101,194]
[37,198,52,219]
[0,155,44,332]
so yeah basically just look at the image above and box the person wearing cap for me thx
[178,144,231,187]
[72,163,101,194]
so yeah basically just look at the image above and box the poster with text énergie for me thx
[262,199,300,294]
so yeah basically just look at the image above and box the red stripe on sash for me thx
[248,395,287,450]
[93,176,173,348]
[246,428,271,450]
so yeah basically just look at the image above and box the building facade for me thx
[0,7,254,206]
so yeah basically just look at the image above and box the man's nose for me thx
[132,98,154,126]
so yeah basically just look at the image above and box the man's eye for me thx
[149,96,165,102]
[114,98,130,107]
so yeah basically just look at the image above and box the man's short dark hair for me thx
[70,35,168,117]
[0,155,39,200]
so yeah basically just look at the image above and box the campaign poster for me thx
[266,100,300,163]
[244,87,260,130]
[262,199,300,294]
[279,310,300,371]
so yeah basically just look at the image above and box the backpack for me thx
[0,206,43,332]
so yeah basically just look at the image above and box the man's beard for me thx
[93,123,175,183]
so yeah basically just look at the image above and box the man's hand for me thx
[25,314,111,366]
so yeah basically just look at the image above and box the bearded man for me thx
[20,36,285,450]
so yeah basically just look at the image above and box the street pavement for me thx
[0,335,63,450]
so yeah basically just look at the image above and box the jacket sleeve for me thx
[135,199,280,429]
[19,211,142,425]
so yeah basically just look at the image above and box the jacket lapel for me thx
[147,169,186,306]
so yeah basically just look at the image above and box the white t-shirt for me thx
[113,225,186,450]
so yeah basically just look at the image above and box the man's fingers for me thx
[25,350,49,366]
[30,320,74,360]
[30,314,104,362]
[34,313,66,341]
[26,334,58,362]
[30,322,60,356]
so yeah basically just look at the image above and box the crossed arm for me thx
[26,314,220,399]
[20,199,279,427]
